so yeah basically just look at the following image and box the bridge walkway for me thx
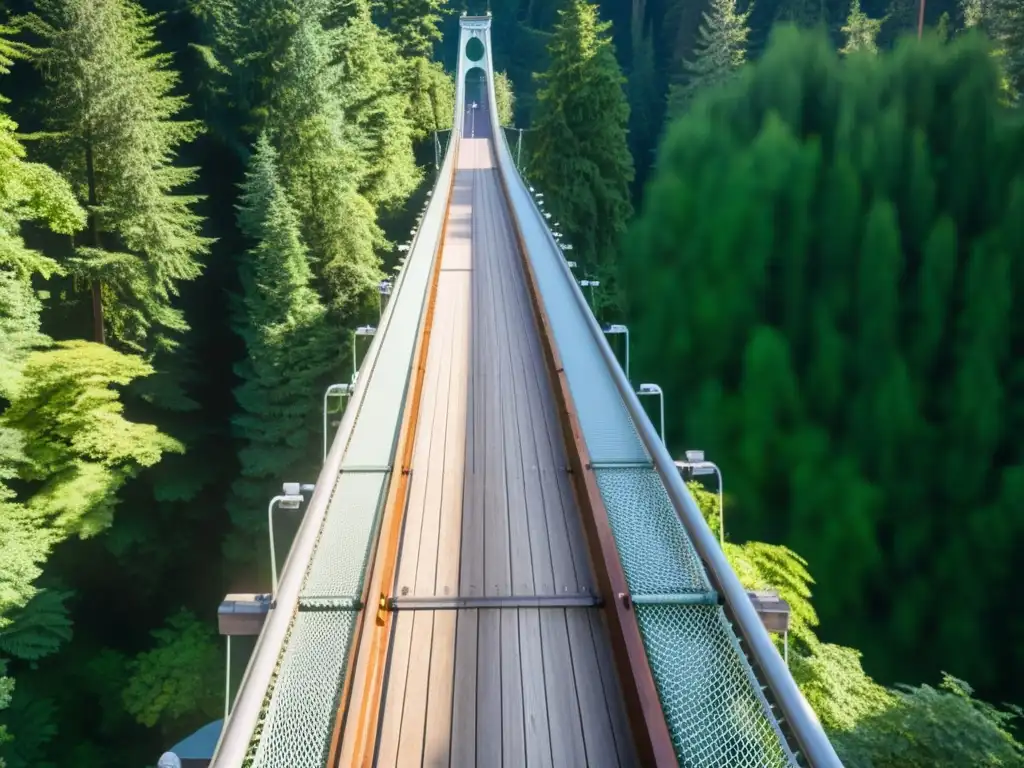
[368,138,638,767]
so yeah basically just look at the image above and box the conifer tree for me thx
[841,0,884,53]
[529,0,634,315]
[667,0,750,116]
[332,0,421,210]
[26,0,210,354]
[493,70,515,126]
[625,26,1024,700]
[227,136,335,563]
[373,0,452,138]
[265,2,385,321]
[627,0,659,192]
[372,0,447,59]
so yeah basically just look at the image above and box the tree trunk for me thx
[86,142,106,345]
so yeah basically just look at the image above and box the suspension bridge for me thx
[207,15,841,768]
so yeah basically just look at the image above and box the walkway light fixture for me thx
[377,279,392,320]
[676,449,724,546]
[602,323,630,381]
[217,592,271,720]
[352,325,376,381]
[637,383,665,447]
[268,483,315,595]
[578,279,600,310]
[323,383,352,460]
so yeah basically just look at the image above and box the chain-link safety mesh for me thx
[250,611,356,768]
[595,466,796,767]
[595,467,709,595]
[300,471,389,608]
[636,605,792,767]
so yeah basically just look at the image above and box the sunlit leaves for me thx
[122,609,221,728]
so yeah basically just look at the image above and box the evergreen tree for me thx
[372,0,448,59]
[26,0,210,353]
[262,1,385,320]
[493,70,515,126]
[841,0,884,53]
[332,0,421,210]
[529,0,634,315]
[624,25,1024,701]
[227,135,335,564]
[666,0,749,116]
[376,0,453,138]
[627,0,660,193]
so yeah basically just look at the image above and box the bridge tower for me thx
[456,14,496,135]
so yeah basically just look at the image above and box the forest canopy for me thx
[1,0,1023,763]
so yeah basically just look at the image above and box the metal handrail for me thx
[483,34,841,768]
[210,125,461,766]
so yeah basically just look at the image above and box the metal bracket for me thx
[340,464,393,474]
[388,594,601,610]
[630,592,721,607]
[589,460,656,470]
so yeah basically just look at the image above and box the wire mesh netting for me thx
[636,604,793,767]
[300,471,388,608]
[596,467,796,767]
[250,611,356,768]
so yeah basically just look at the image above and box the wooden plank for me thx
[491,209,632,766]
[396,283,459,765]
[375,269,454,767]
[490,134,679,767]
[422,271,471,767]
[589,609,641,767]
[450,163,485,768]
[331,128,460,768]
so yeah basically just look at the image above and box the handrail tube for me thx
[482,32,840,768]
[210,129,459,766]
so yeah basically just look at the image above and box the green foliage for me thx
[122,609,221,728]
[667,0,749,115]
[26,0,210,353]
[493,70,515,126]
[841,0,885,54]
[333,0,421,209]
[625,23,1024,702]
[0,590,72,661]
[372,0,448,59]
[0,689,57,768]
[3,340,182,538]
[261,1,385,320]
[529,0,634,316]
[627,0,659,189]
[227,136,336,562]
[834,674,1024,766]
[791,643,895,733]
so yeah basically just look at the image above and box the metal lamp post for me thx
[578,279,600,310]
[378,279,392,320]
[637,383,665,447]
[352,325,376,382]
[602,323,630,381]
[268,483,315,595]
[675,449,724,547]
[322,383,351,461]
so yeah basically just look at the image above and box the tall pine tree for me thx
[529,0,634,315]
[26,0,210,353]
[227,135,335,564]
[332,0,421,210]
[841,0,885,53]
[666,0,750,116]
